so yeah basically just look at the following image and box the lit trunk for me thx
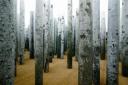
[107,0,120,84]
[92,0,100,84]
[78,0,93,84]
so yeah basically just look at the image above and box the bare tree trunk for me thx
[29,12,35,59]
[107,0,120,84]
[67,0,73,69]
[92,0,100,84]
[121,0,128,77]
[60,17,65,59]
[35,0,44,84]
[57,18,61,58]
[49,3,54,62]
[0,0,16,84]
[100,0,107,60]
[75,10,79,61]
[44,0,50,73]
[18,0,25,65]
[78,0,93,84]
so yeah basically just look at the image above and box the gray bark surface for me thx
[78,0,93,84]
[121,0,128,77]
[107,0,120,84]
[0,0,16,84]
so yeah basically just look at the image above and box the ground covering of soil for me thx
[15,51,128,85]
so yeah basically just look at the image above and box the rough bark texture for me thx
[35,0,44,84]
[78,0,93,84]
[121,0,128,77]
[0,0,16,84]
[18,0,25,64]
[29,12,35,59]
[92,0,100,84]
[107,0,120,85]
[67,0,73,69]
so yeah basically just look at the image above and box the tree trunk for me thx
[92,0,100,84]
[18,0,25,65]
[67,0,73,69]
[100,0,107,60]
[0,0,16,84]
[29,12,35,59]
[35,0,44,84]
[78,0,93,84]
[107,0,120,84]
[44,0,50,73]
[61,17,65,59]
[49,4,54,62]
[121,0,128,77]
[75,10,79,61]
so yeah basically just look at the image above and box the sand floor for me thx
[14,51,128,85]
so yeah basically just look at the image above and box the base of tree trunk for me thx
[122,64,128,77]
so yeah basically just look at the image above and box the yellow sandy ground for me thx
[15,51,128,85]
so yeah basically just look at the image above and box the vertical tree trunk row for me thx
[78,0,93,84]
[107,0,120,85]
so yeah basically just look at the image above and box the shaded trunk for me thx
[67,0,73,69]
[18,0,25,65]
[0,0,16,84]
[35,0,44,84]
[121,0,128,77]
[29,12,35,59]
